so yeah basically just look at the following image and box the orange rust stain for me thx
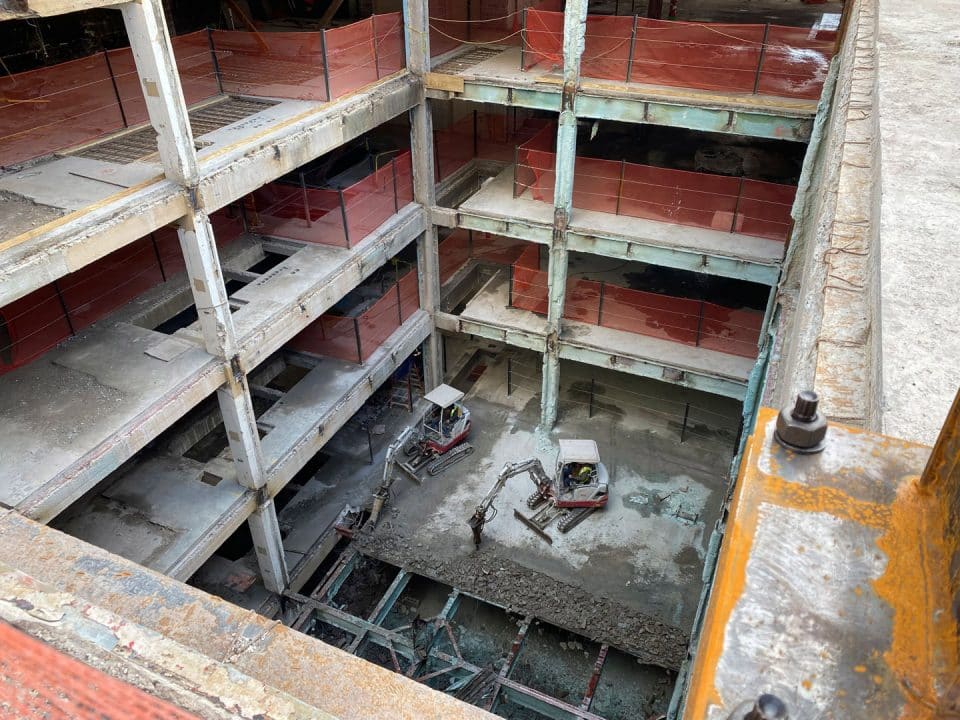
[854,665,868,673]
[872,476,958,719]
[762,474,891,528]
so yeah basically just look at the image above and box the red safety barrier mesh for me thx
[325,18,379,100]
[522,7,564,70]
[0,621,199,720]
[0,208,243,374]
[514,124,796,241]
[507,243,762,357]
[251,152,410,248]
[630,20,764,92]
[514,122,556,201]
[211,30,328,101]
[437,229,530,283]
[108,31,218,127]
[429,0,540,56]
[756,25,836,99]
[520,3,834,100]
[0,285,74,373]
[510,244,548,314]
[291,268,418,363]
[374,13,406,78]
[581,14,635,82]
[434,110,546,181]
[399,270,421,322]
[0,54,124,166]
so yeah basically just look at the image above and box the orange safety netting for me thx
[0,54,124,166]
[434,110,547,181]
[520,2,835,100]
[507,242,762,357]
[0,209,242,374]
[251,151,412,248]
[429,0,541,58]
[290,269,420,363]
[211,30,328,101]
[437,228,529,283]
[514,124,795,241]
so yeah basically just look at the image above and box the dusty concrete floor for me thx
[0,190,66,242]
[356,339,739,669]
[877,0,960,444]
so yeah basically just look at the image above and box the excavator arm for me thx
[366,425,418,528]
[469,458,551,547]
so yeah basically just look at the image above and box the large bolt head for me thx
[775,391,827,453]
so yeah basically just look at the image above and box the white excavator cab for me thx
[555,439,608,504]
[421,384,470,448]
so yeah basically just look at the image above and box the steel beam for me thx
[440,83,814,142]
[346,569,411,653]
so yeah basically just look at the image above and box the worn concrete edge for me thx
[764,0,882,430]
[0,509,497,720]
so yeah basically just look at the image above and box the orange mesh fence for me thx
[507,247,763,357]
[756,25,836,99]
[0,285,74,374]
[514,124,796,241]
[290,314,362,362]
[374,13,406,78]
[434,110,546,181]
[520,4,834,99]
[429,0,543,58]
[399,269,421,321]
[325,18,379,99]
[514,122,555,201]
[629,19,764,92]
[439,229,472,283]
[251,153,410,248]
[510,244,548,314]
[108,31,218,126]
[358,285,403,361]
[211,30,328,101]
[581,14,635,82]
[438,228,530,283]
[0,54,125,166]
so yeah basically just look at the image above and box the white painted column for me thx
[404,0,443,390]
[123,0,288,590]
[540,0,589,429]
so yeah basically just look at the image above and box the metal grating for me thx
[434,46,504,75]
[72,97,277,164]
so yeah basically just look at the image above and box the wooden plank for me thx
[425,72,465,93]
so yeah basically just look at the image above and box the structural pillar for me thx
[121,0,289,592]
[404,0,443,390]
[540,0,589,429]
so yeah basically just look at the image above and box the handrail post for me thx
[301,172,313,229]
[731,176,745,233]
[396,278,403,324]
[102,49,128,128]
[509,263,514,307]
[598,280,605,325]
[391,158,400,212]
[513,143,521,199]
[695,298,705,346]
[206,27,224,94]
[626,16,638,83]
[339,187,350,247]
[616,159,625,215]
[354,317,363,363]
[520,8,527,70]
[372,20,381,79]
[753,23,770,95]
[320,30,333,101]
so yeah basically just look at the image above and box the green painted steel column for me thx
[540,0,589,430]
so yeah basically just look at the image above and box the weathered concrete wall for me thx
[765,0,883,430]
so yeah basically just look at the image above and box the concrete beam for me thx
[0,510,498,720]
[0,0,129,20]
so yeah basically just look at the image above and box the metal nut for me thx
[727,694,789,720]
[775,390,827,453]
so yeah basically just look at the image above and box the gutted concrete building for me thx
[0,0,957,717]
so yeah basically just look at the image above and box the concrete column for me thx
[119,0,198,186]
[540,0,589,429]
[404,0,443,390]
[120,2,288,590]
[248,498,290,594]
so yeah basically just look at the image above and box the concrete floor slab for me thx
[460,167,785,269]
[53,455,250,573]
[878,0,960,443]
[0,322,221,521]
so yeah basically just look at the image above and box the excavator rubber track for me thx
[557,506,597,533]
[526,490,547,509]
[427,442,474,476]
